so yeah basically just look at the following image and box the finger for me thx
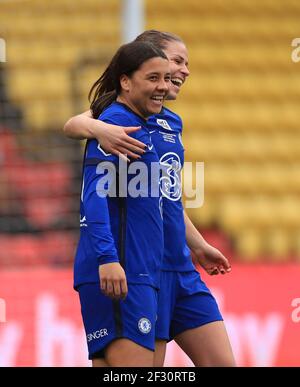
[120,278,128,299]
[223,261,231,271]
[208,267,219,276]
[109,147,137,162]
[117,146,141,160]
[106,281,114,298]
[108,147,126,160]
[100,279,107,292]
[123,126,142,135]
[116,151,130,163]
[122,132,147,150]
[120,141,147,155]
[113,280,121,299]
[218,254,231,271]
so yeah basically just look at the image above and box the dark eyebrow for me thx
[146,72,171,76]
[146,72,160,76]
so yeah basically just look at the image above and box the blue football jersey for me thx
[74,102,164,290]
[147,107,195,272]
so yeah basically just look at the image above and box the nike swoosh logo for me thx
[149,130,156,134]
[148,144,154,151]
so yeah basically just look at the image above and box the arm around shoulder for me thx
[63,110,96,140]
[63,111,145,159]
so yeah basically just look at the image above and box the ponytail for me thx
[90,91,117,119]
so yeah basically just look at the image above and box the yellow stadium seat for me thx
[23,100,73,130]
[291,230,300,260]
[1,0,300,262]
[7,69,70,101]
[235,229,263,262]
[263,228,292,261]
[186,198,216,227]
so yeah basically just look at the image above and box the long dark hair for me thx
[89,41,168,118]
[135,30,183,51]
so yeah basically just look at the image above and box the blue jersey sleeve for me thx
[82,166,119,266]
[81,106,146,266]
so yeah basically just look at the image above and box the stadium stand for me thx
[0,0,299,265]
[0,0,121,266]
[146,0,300,261]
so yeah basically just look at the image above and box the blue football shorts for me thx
[78,283,158,359]
[156,270,223,341]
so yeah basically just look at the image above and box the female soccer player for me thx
[74,40,171,367]
[66,31,235,367]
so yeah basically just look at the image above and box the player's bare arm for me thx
[184,211,231,275]
[63,111,146,160]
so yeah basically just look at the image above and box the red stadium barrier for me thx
[0,232,77,266]
[0,265,300,367]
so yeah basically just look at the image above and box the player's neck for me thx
[116,95,147,120]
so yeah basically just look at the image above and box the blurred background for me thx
[0,0,300,366]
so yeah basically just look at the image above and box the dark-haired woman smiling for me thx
[74,41,171,367]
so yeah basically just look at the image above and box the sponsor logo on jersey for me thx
[159,152,182,201]
[87,328,108,342]
[138,318,152,334]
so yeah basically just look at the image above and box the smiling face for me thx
[163,40,190,100]
[119,56,171,118]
